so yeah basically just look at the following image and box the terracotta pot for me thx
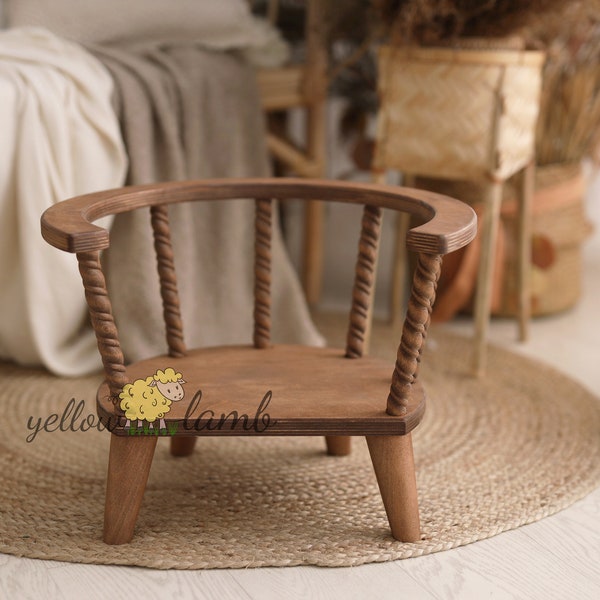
[421,163,592,320]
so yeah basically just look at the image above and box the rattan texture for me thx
[374,46,545,181]
[0,317,599,569]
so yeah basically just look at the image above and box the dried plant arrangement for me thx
[522,3,600,165]
[374,0,600,164]
[375,0,568,46]
[252,1,600,166]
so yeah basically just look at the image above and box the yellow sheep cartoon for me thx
[119,367,186,431]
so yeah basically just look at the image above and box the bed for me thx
[0,0,324,375]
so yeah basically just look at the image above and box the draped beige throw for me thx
[88,43,323,361]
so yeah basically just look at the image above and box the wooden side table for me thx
[373,43,545,375]
[255,0,329,304]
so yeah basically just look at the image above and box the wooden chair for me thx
[41,178,476,545]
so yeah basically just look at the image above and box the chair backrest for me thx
[41,178,476,416]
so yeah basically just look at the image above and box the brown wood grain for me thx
[253,198,272,349]
[388,252,442,415]
[75,251,127,401]
[150,204,186,358]
[96,345,425,437]
[104,435,157,545]
[366,434,421,542]
[42,176,477,545]
[41,179,477,256]
[346,204,383,359]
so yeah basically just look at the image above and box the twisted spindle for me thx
[76,251,127,403]
[150,204,186,357]
[346,204,383,358]
[254,198,272,348]
[387,252,442,415]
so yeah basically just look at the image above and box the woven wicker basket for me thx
[499,163,592,316]
[419,163,592,318]
[374,43,546,181]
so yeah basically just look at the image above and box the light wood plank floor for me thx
[2,184,599,599]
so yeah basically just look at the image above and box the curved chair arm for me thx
[41,178,476,255]
[41,178,476,404]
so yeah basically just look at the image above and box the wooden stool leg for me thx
[325,436,352,456]
[301,0,327,305]
[104,434,157,545]
[389,173,414,332]
[473,181,503,376]
[517,161,534,342]
[302,200,325,305]
[366,434,421,542]
[170,437,197,457]
[390,211,411,332]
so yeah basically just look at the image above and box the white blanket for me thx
[0,28,127,375]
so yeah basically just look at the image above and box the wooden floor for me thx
[3,186,599,599]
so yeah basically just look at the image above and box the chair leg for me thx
[517,161,534,342]
[366,434,421,542]
[103,434,157,545]
[302,200,325,305]
[473,181,503,377]
[170,436,197,457]
[390,211,411,332]
[325,436,352,456]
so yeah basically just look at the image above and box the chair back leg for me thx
[325,436,352,456]
[170,437,197,457]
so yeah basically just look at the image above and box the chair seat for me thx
[97,345,426,437]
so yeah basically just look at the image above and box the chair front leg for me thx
[104,434,157,544]
[366,434,421,542]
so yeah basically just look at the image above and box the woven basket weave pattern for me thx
[375,46,544,181]
[500,165,589,315]
[497,64,543,179]
[417,164,589,317]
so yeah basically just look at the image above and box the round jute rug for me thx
[1,320,599,569]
